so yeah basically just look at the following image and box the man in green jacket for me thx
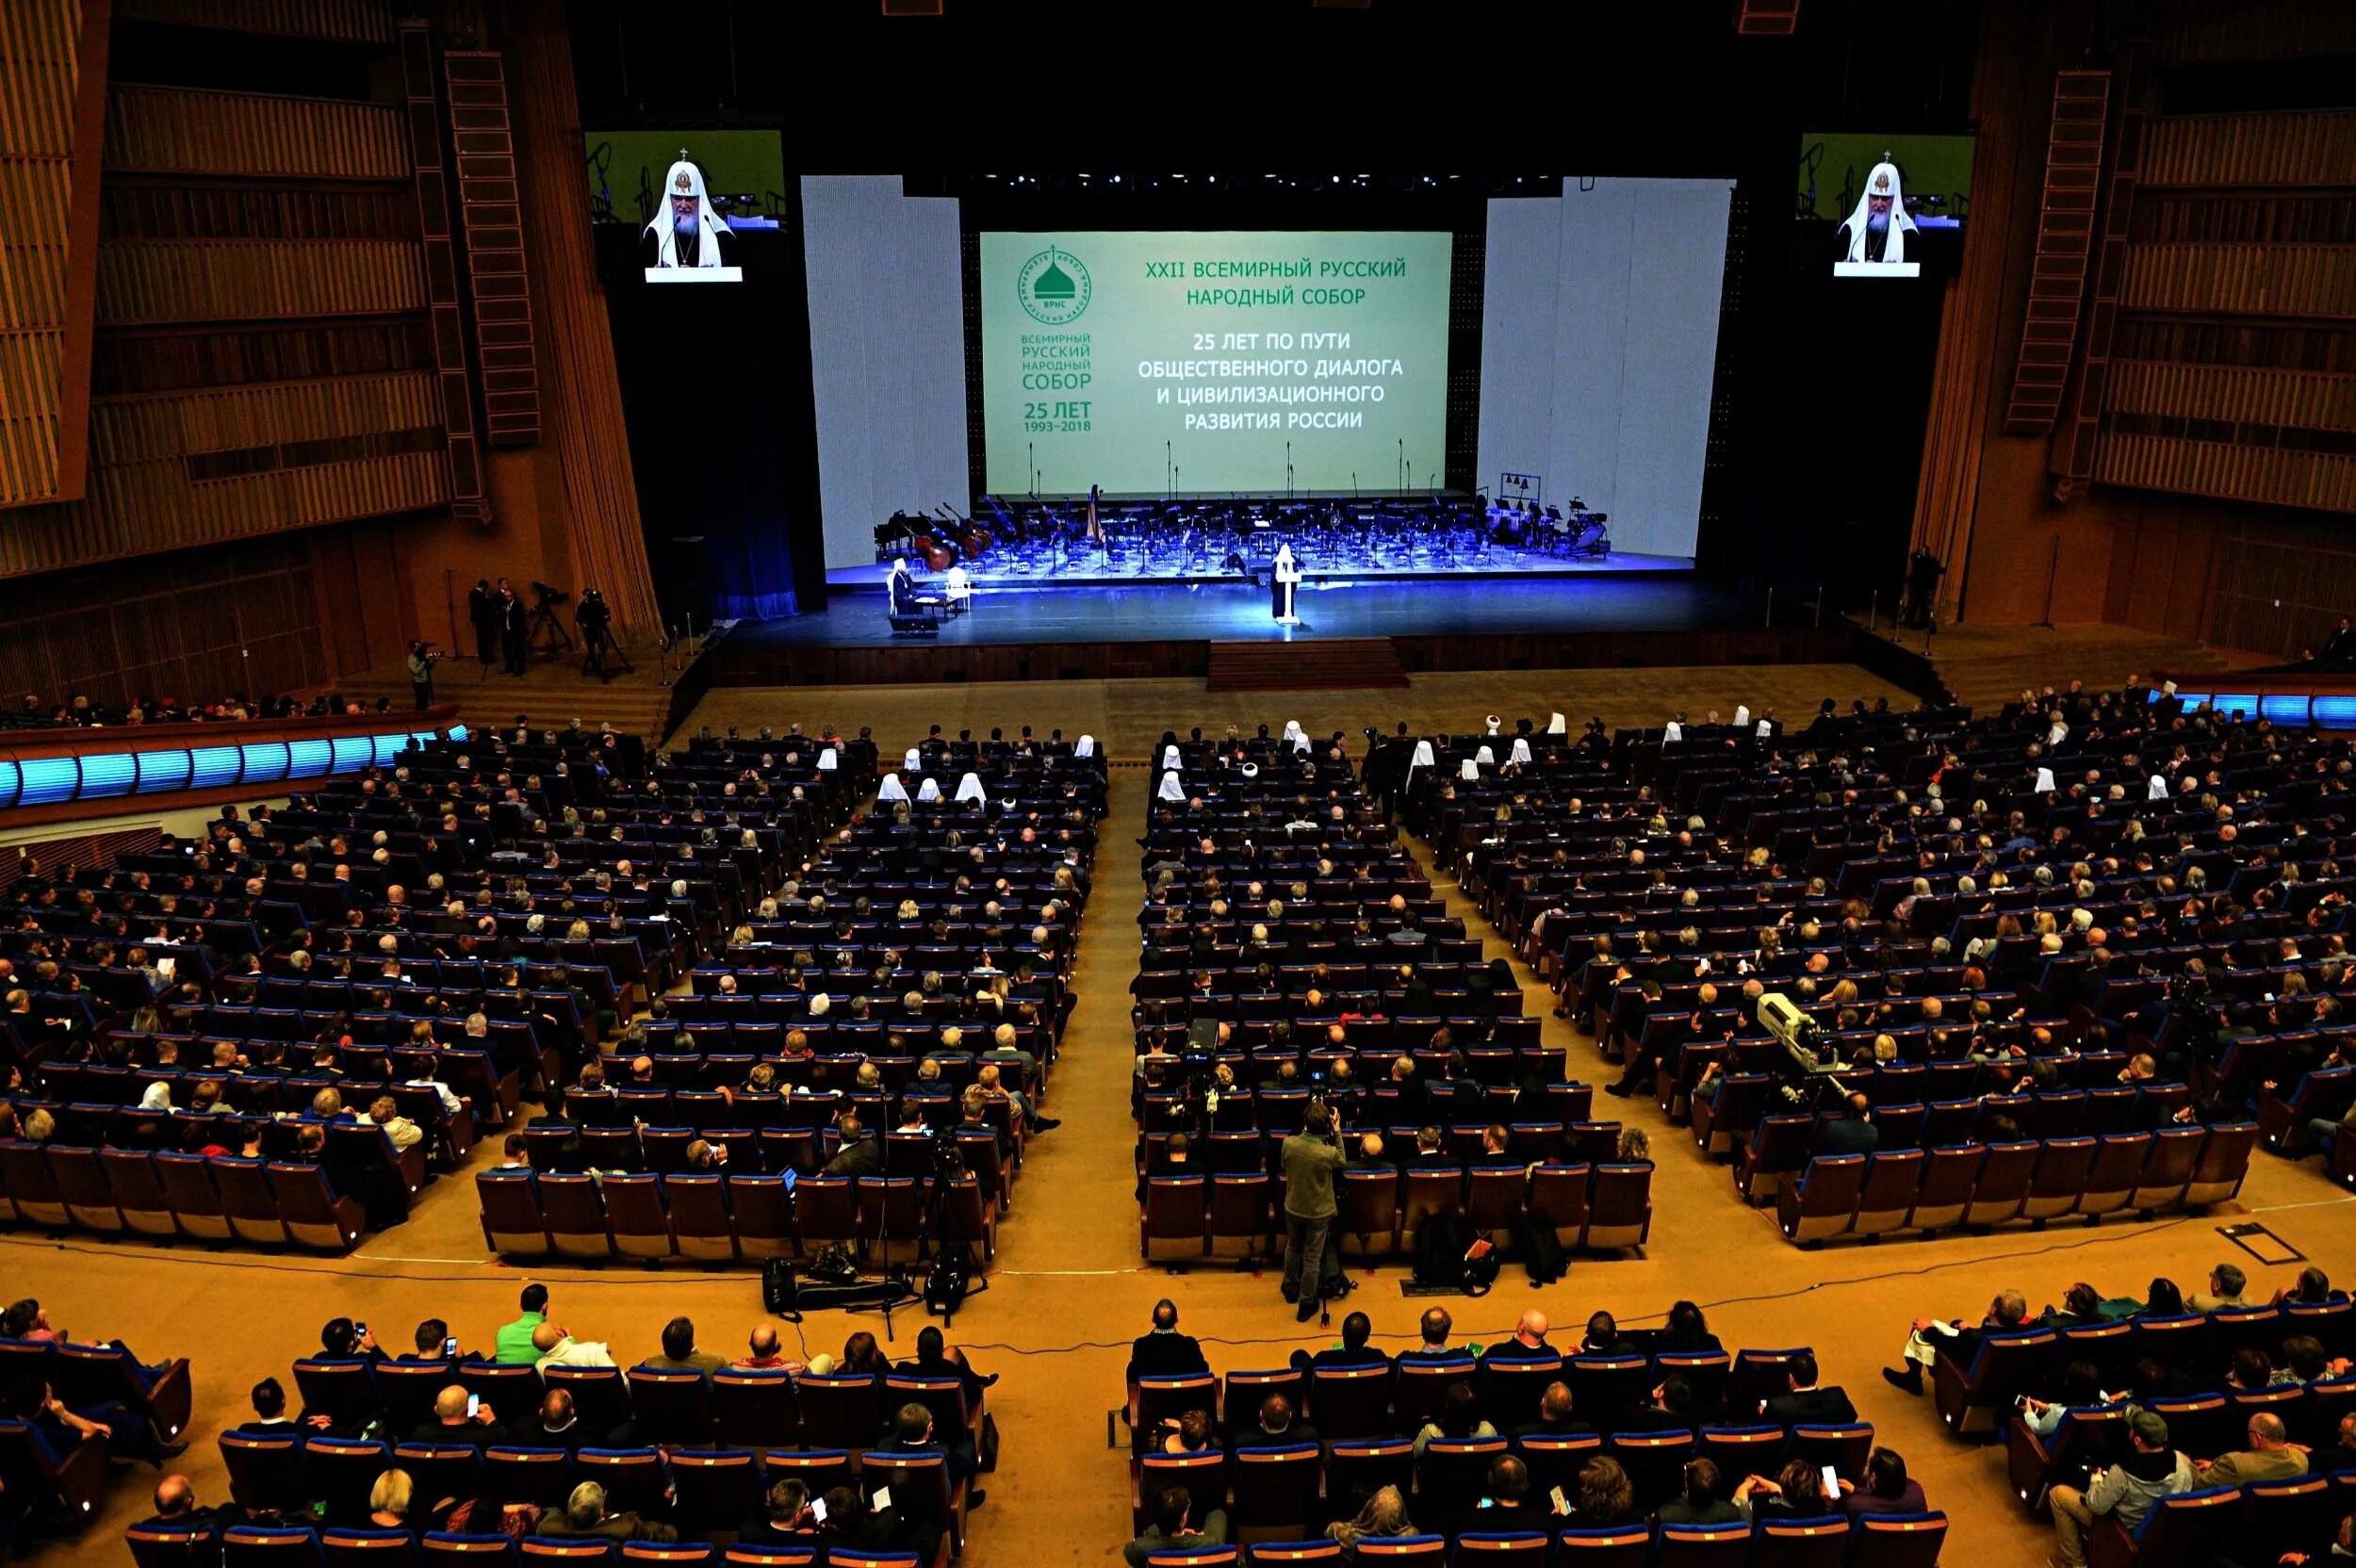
[1281,1103,1346,1323]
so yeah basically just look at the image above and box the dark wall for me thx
[594,220,827,625]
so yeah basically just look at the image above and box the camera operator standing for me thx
[576,589,614,681]
[1281,1102,1347,1323]
[405,640,445,712]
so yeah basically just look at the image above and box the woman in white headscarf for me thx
[956,772,986,805]
[876,773,909,804]
[917,776,942,802]
[1075,734,1096,758]
[1156,772,1186,803]
[1282,720,1308,753]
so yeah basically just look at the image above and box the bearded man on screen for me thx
[1836,160,1918,266]
[646,154,731,269]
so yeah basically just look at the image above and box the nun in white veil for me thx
[1546,712,1566,736]
[1459,758,1481,781]
[1075,734,1096,759]
[1162,744,1182,772]
[1406,739,1435,784]
[2033,767,2056,794]
[2148,774,2168,801]
[916,776,942,803]
[1476,745,1496,770]
[955,772,986,805]
[1156,771,1186,803]
[904,746,922,773]
[816,747,838,772]
[876,773,909,804]
[1509,737,1532,765]
[1282,720,1309,753]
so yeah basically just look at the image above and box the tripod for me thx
[580,626,634,681]
[528,595,575,659]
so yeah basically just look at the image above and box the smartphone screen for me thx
[445,1337,460,1359]
[1820,1465,1840,1496]
[466,1395,481,1419]
[810,1498,827,1524]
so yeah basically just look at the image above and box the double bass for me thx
[934,504,990,561]
[910,531,956,572]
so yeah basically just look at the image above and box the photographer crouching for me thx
[1282,1099,1348,1323]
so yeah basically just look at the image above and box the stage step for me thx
[1207,638,1409,692]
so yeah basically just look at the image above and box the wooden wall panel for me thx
[2141,110,2356,188]
[2119,242,2356,318]
[112,0,394,44]
[105,85,407,180]
[2208,506,2356,657]
[0,0,105,512]
[2151,0,2356,67]
[95,238,428,323]
[2093,433,2356,512]
[2105,360,2356,429]
[0,536,327,708]
[88,370,440,464]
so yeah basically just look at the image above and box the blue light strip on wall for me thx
[0,723,457,811]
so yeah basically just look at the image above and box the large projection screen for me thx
[978,230,1453,496]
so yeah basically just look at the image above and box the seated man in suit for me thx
[539,1479,676,1543]
[510,1387,596,1451]
[1514,1380,1592,1439]
[1124,1483,1227,1568]
[823,1115,884,1177]
[1883,1289,2029,1396]
[406,1383,506,1447]
[1307,1311,1390,1375]
[2193,1412,2309,1486]
[1617,1372,1701,1434]
[1127,1298,1210,1381]
[1760,1352,1857,1425]
[1812,1092,1881,1155]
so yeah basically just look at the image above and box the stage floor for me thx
[745,572,1747,649]
[827,548,1692,589]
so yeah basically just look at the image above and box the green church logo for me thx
[1017,245,1091,325]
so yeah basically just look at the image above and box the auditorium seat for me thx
[2077,1134,2151,1219]
[1696,1425,1784,1480]
[1581,1164,1652,1251]
[223,1525,329,1566]
[270,1163,365,1251]
[129,1522,220,1568]
[1143,1177,1208,1260]
[1136,1452,1228,1530]
[667,1450,761,1537]
[1334,1168,1399,1257]
[1931,1329,2055,1436]
[2185,1122,2259,1206]
[2023,1136,2097,1222]
[0,1413,109,1531]
[795,1375,884,1453]
[49,1145,123,1232]
[460,1363,541,1427]
[1649,1523,1748,1568]
[0,1141,69,1227]
[422,1537,523,1568]
[1323,1440,1412,1512]
[1775,1152,1864,1245]
[1604,1429,1692,1512]
[707,1371,795,1450]
[2086,1483,2238,1568]
[1749,1514,1847,1568]
[1306,1364,1390,1440]
[576,1448,668,1520]
[1449,1533,1549,1568]
[603,1174,675,1261]
[1846,1512,1947,1568]
[484,1447,573,1509]
[1962,1141,2038,1228]
[2131,1124,2206,1211]
[1209,1174,1271,1257]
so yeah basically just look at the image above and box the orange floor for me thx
[23,669,2356,1568]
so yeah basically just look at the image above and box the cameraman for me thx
[1281,1102,1347,1323]
[576,588,614,681]
[405,640,443,712]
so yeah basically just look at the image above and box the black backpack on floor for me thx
[1414,1213,1466,1288]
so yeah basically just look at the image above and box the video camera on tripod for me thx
[1758,991,1847,1108]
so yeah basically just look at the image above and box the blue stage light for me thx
[78,752,135,800]
[190,745,241,788]
[2314,696,2356,729]
[17,756,77,806]
[2210,694,2258,722]
[2261,694,2310,725]
[331,736,374,774]
[286,739,333,780]
[238,743,290,785]
[137,750,193,793]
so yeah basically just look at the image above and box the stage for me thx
[704,569,1908,691]
[826,549,1691,590]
